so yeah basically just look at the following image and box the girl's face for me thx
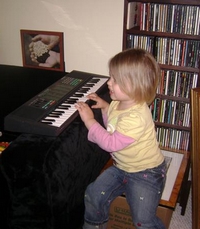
[107,75,131,102]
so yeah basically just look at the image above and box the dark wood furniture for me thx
[191,88,200,229]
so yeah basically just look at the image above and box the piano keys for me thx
[4,70,109,136]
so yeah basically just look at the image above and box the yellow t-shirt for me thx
[107,101,164,172]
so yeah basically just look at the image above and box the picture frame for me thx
[20,30,65,72]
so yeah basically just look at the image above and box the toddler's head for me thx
[108,48,160,104]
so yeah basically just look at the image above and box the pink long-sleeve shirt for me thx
[87,101,164,173]
[88,122,134,152]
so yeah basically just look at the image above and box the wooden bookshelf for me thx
[122,0,200,213]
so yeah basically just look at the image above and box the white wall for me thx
[0,0,124,76]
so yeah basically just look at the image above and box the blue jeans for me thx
[83,161,166,229]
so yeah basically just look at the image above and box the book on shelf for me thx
[127,2,141,29]
[126,34,154,53]
[150,97,161,122]
[156,127,190,151]
[151,98,191,128]
[157,70,198,98]
[128,2,200,35]
[127,34,200,68]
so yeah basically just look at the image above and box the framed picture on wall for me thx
[20,30,65,72]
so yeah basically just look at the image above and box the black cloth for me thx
[0,113,110,229]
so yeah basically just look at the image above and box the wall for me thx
[0,0,124,76]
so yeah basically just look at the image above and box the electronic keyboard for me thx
[4,70,109,136]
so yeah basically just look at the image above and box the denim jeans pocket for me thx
[144,160,167,192]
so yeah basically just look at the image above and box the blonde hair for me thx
[108,48,160,105]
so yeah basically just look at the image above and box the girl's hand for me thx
[87,93,109,114]
[75,102,97,129]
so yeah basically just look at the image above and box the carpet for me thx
[169,189,192,229]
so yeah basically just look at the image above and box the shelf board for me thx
[126,0,200,6]
[155,94,190,103]
[155,122,190,131]
[127,27,200,40]
[159,64,199,73]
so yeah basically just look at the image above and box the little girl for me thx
[76,48,166,229]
